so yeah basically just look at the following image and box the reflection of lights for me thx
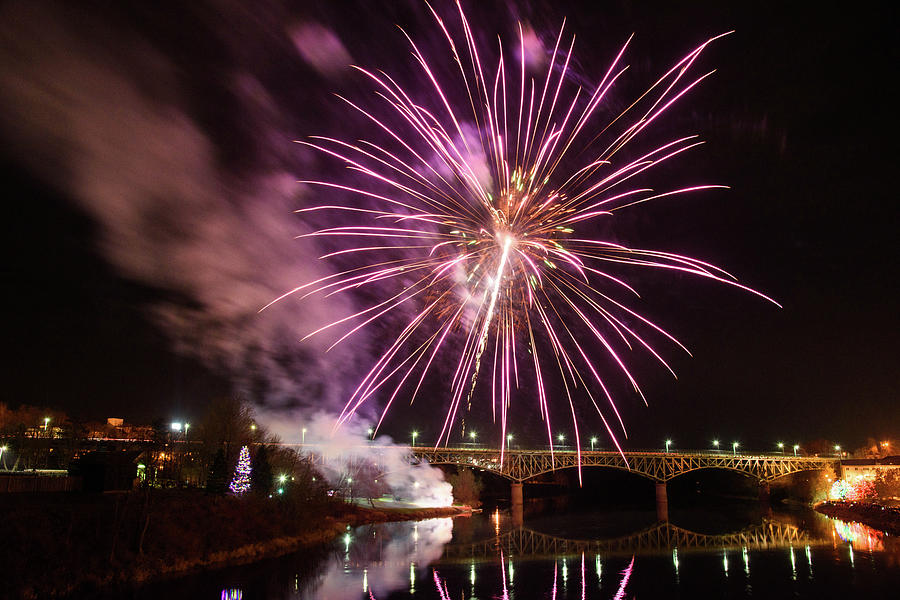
[363,568,368,592]
[413,523,419,542]
[493,508,501,535]
[805,545,813,578]
[469,561,476,586]
[220,590,242,600]
[561,557,568,585]
[723,551,729,574]
[672,548,679,577]
[612,557,634,600]
[508,558,514,585]
[410,561,416,594]
[790,546,797,581]
[595,554,602,584]
[580,552,586,600]
[343,533,351,552]
[742,546,749,575]
[848,543,855,567]
[832,519,884,551]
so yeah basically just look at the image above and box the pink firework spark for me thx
[275,2,777,467]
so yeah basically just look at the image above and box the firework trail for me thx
[273,2,777,467]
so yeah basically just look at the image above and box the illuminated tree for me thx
[229,445,251,495]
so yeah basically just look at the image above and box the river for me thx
[123,502,900,599]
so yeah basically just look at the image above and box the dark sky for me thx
[1,0,896,451]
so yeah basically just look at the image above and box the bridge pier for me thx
[510,482,524,527]
[655,482,668,522]
[758,481,771,504]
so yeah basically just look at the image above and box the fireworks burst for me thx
[273,2,777,464]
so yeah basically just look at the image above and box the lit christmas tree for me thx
[229,445,252,495]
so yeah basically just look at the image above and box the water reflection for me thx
[180,507,900,600]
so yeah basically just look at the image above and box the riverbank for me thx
[815,500,900,535]
[1,490,470,599]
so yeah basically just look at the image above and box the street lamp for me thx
[0,445,7,469]
[506,434,513,449]
[367,427,375,439]
[712,439,720,451]
[302,427,307,444]
[834,445,841,457]
[777,442,784,455]
[793,444,799,456]
[412,430,419,446]
[732,441,739,456]
[43,417,51,434]
[170,422,182,432]
[468,431,476,443]
[590,437,598,451]
[665,439,672,453]
[557,433,565,444]
[278,474,288,484]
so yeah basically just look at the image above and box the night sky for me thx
[2,0,896,451]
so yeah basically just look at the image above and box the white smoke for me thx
[258,408,454,507]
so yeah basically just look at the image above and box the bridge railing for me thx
[408,445,839,459]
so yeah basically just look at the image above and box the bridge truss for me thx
[411,447,839,483]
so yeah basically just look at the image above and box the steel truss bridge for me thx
[409,447,840,483]
[440,518,821,560]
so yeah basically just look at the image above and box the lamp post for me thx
[0,445,7,470]
[793,444,799,456]
[590,437,598,451]
[665,439,672,453]
[557,433,565,445]
[412,430,419,446]
[506,434,513,449]
[834,445,841,458]
[468,431,476,444]
[367,427,374,439]
[732,441,739,456]
[712,439,720,451]
[778,442,784,455]
[43,417,50,436]
[302,427,307,444]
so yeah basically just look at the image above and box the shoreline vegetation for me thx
[2,490,470,600]
[815,500,900,536]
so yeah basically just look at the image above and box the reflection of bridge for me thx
[441,519,818,560]
[410,447,839,521]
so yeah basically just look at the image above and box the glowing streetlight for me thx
[506,434,513,448]
[183,423,190,436]
[367,427,374,439]
[43,417,50,432]
[777,442,784,455]
[302,427,307,444]
[732,441,739,456]
[712,439,720,450]
[278,474,288,483]
[665,439,672,453]
[590,437,598,451]
[834,445,841,457]
[793,444,800,456]
[468,431,476,442]
[557,433,565,444]
[170,422,182,432]
[250,423,257,431]
[0,445,7,468]
[412,430,419,446]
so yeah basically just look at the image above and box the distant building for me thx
[841,456,900,479]
[107,417,124,427]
